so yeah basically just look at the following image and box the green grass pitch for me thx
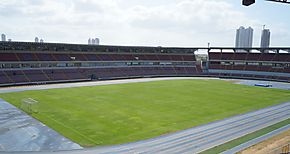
[0,79,290,147]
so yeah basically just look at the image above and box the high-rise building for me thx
[91,38,96,45]
[88,38,100,45]
[1,34,6,42]
[260,28,270,48]
[35,37,39,43]
[95,38,100,45]
[235,26,253,48]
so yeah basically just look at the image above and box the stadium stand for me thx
[0,42,199,86]
[1,41,289,86]
[207,49,290,82]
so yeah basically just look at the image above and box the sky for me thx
[0,0,289,47]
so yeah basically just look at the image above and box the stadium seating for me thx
[0,53,195,62]
[0,66,198,86]
[0,42,199,86]
[1,41,289,86]
[208,51,290,82]
[0,53,18,61]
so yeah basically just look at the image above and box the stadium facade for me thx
[0,41,289,87]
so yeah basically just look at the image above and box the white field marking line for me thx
[187,116,290,154]
[221,124,290,154]
[26,98,38,104]
[89,104,290,153]
[142,112,289,154]
[145,111,289,153]
[38,112,98,145]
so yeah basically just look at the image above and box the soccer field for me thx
[0,79,290,147]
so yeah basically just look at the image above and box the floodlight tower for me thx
[243,0,290,6]
[243,0,255,6]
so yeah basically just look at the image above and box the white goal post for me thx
[21,98,39,114]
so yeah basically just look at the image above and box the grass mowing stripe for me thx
[200,118,290,154]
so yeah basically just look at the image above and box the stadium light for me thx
[243,0,255,6]
[243,0,290,6]
[266,0,290,4]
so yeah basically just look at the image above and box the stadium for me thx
[0,41,289,153]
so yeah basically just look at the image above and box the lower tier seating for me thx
[206,69,290,82]
[0,66,199,86]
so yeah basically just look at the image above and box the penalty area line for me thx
[38,112,99,145]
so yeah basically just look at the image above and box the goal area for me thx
[21,98,39,114]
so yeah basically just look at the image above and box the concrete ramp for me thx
[0,99,82,152]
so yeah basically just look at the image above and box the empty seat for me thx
[17,53,38,61]
[0,53,18,61]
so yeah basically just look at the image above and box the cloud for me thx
[0,0,288,47]
[123,0,259,46]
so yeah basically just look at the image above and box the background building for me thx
[260,28,271,48]
[1,34,6,42]
[88,38,100,45]
[92,38,96,45]
[35,37,39,43]
[95,38,100,45]
[235,26,253,48]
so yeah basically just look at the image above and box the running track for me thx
[3,102,289,154]
[0,77,289,153]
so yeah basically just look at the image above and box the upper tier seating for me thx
[0,50,198,86]
[0,53,18,61]
[208,52,290,82]
[209,52,290,62]
[0,52,196,62]
[17,53,38,61]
